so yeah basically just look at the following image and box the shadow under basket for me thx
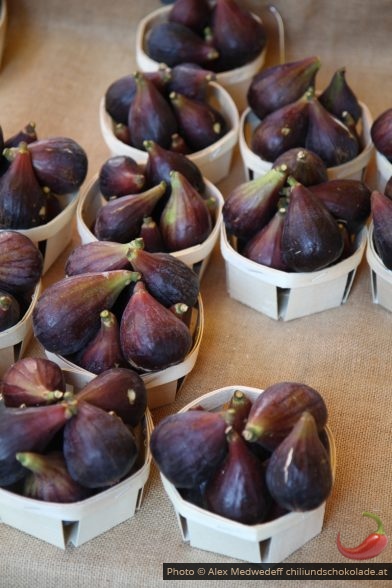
[366,223,392,313]
[220,226,367,321]
[159,386,336,564]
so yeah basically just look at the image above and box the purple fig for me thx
[75,367,147,427]
[140,216,165,252]
[225,389,253,434]
[0,142,47,229]
[0,291,20,331]
[168,0,211,35]
[247,56,321,120]
[273,147,328,186]
[33,270,139,356]
[126,237,199,307]
[0,401,76,486]
[167,63,215,102]
[371,190,392,269]
[318,67,362,124]
[305,95,359,167]
[98,156,145,200]
[242,208,290,271]
[120,280,192,371]
[160,170,212,251]
[77,309,126,374]
[242,381,328,451]
[3,121,38,148]
[147,21,219,68]
[266,412,333,512]
[371,108,392,162]
[223,167,287,239]
[169,132,190,154]
[63,401,138,488]
[65,241,133,276]
[169,91,227,151]
[281,178,344,272]
[150,410,227,488]
[0,231,43,294]
[94,181,167,243]
[205,428,269,524]
[16,451,91,503]
[113,122,132,145]
[1,357,66,407]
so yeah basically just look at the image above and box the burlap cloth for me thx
[0,1,391,586]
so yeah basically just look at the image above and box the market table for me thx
[1,1,391,587]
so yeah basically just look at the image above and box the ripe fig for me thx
[150,410,227,488]
[170,132,190,154]
[225,389,253,434]
[371,108,392,162]
[140,216,165,252]
[168,0,211,35]
[247,56,321,120]
[0,291,20,331]
[94,181,166,243]
[266,412,333,512]
[167,63,215,102]
[16,451,91,503]
[126,238,200,307]
[98,156,145,200]
[1,357,66,407]
[120,280,193,371]
[242,381,328,451]
[0,231,43,294]
[3,121,38,148]
[371,190,392,269]
[242,208,290,271]
[318,67,362,124]
[147,21,219,68]
[65,241,133,276]
[75,367,147,427]
[33,270,139,356]
[0,142,47,229]
[160,170,212,251]
[63,401,138,488]
[205,428,269,524]
[223,167,287,240]
[272,148,328,186]
[281,179,344,272]
[113,122,132,145]
[77,309,126,374]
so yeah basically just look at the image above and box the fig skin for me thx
[120,280,193,372]
[150,410,228,488]
[272,148,328,186]
[140,216,165,253]
[226,389,253,434]
[370,108,392,162]
[77,309,126,374]
[63,401,139,488]
[242,381,328,451]
[318,67,362,124]
[98,156,145,200]
[0,231,43,294]
[75,367,147,427]
[371,190,392,269]
[265,412,333,512]
[167,63,215,102]
[3,121,38,149]
[242,208,290,271]
[168,0,211,35]
[0,291,20,331]
[65,240,133,276]
[1,357,66,407]
[33,270,138,356]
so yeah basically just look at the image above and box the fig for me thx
[265,412,333,512]
[167,63,215,102]
[318,67,362,124]
[147,21,219,68]
[170,132,190,154]
[126,238,199,307]
[272,148,328,186]
[0,231,43,294]
[308,179,371,233]
[33,270,139,356]
[27,137,88,194]
[1,357,66,407]
[0,142,47,229]
[281,179,344,272]
[98,156,145,200]
[128,72,178,151]
[65,241,133,276]
[140,216,165,252]
[150,410,227,488]
[169,91,227,151]
[242,208,290,271]
[222,167,287,240]
[247,56,321,120]
[160,170,212,251]
[94,181,166,243]
[305,95,359,167]
[16,451,91,503]
[0,401,76,487]
[63,401,138,488]
[225,389,253,434]
[0,291,20,331]
[113,122,132,145]
[75,367,147,427]
[77,309,126,374]
[371,190,392,269]
[242,381,328,451]
[3,121,38,148]
[168,0,211,35]
[120,280,193,371]
[205,428,269,524]
[371,108,392,162]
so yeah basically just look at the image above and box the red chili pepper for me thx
[337,511,388,560]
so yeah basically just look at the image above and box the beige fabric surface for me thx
[1,1,392,587]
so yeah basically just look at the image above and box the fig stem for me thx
[287,175,300,188]
[242,425,262,442]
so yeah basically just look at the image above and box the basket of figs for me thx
[220,161,370,321]
[240,57,373,182]
[135,0,269,112]
[0,357,153,548]
[32,242,204,409]
[76,148,223,278]
[100,61,239,184]
[370,107,392,193]
[0,231,43,375]
[150,382,336,564]
[0,122,88,273]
